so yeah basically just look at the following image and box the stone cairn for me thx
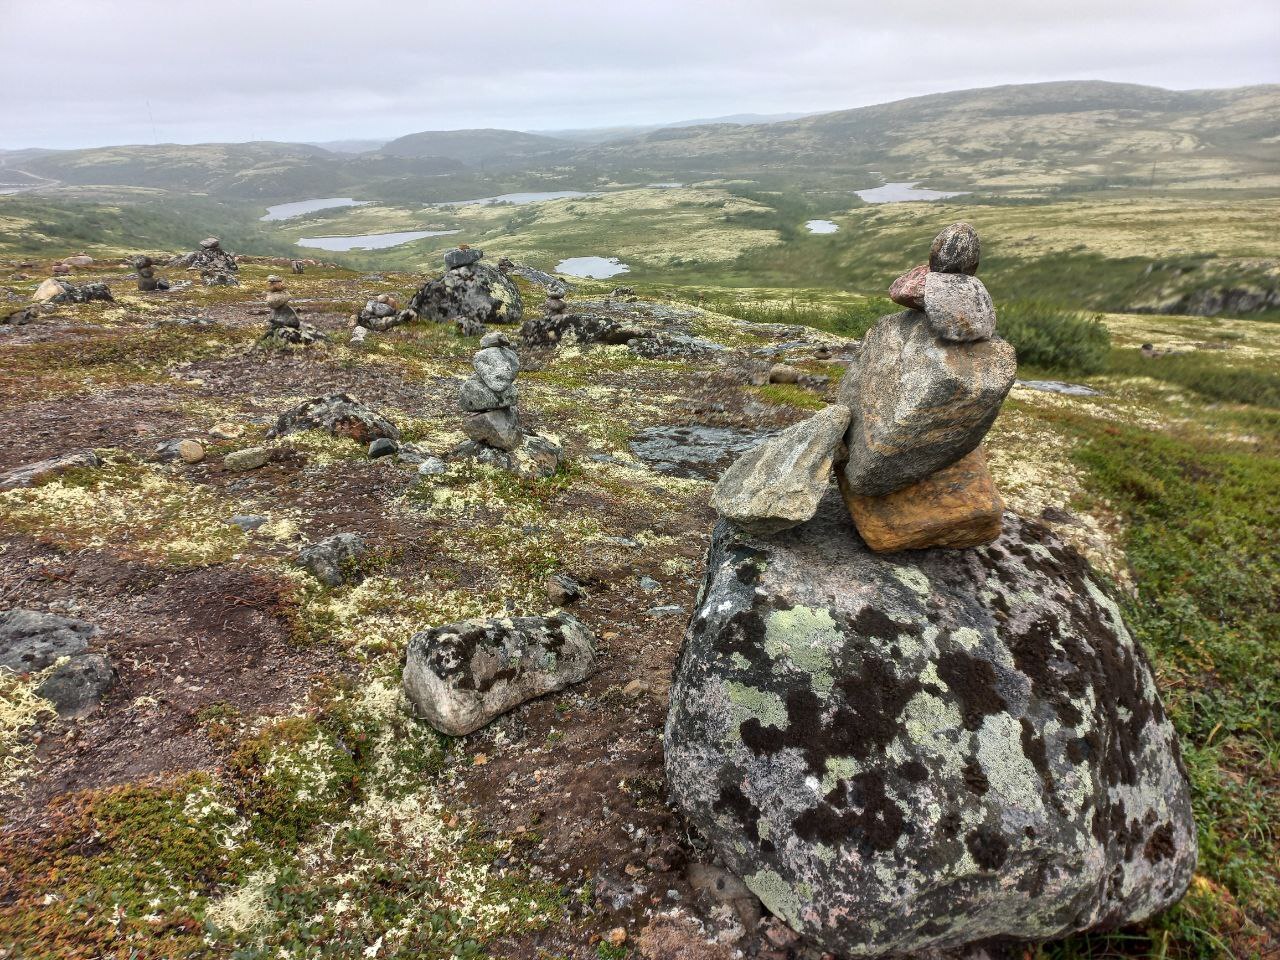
[261,274,325,345]
[713,221,1015,551]
[133,255,168,292]
[451,331,561,477]
[291,259,305,275]
[354,292,414,332]
[543,283,568,320]
[407,246,523,335]
[668,222,1196,959]
[171,237,239,286]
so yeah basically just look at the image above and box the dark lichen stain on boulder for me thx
[966,826,1010,870]
[794,771,906,852]
[715,782,775,851]
[935,649,1007,730]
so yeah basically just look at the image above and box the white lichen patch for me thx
[0,670,56,789]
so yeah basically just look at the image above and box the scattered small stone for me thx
[155,439,205,464]
[645,604,684,618]
[368,437,399,459]
[416,456,447,476]
[297,533,367,588]
[402,613,596,735]
[209,422,243,440]
[224,446,271,471]
[638,575,660,592]
[767,363,800,384]
[229,514,269,531]
[32,278,113,305]
[546,573,585,606]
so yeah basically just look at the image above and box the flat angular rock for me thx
[0,450,102,491]
[923,272,997,342]
[403,613,596,735]
[842,311,1015,497]
[930,221,981,275]
[269,393,399,444]
[224,447,270,471]
[459,376,517,412]
[665,492,1196,958]
[711,404,851,536]
[0,610,99,673]
[463,408,522,450]
[297,533,366,587]
[889,263,929,310]
[445,247,483,269]
[839,446,1004,551]
[472,345,520,393]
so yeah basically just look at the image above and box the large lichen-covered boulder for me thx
[403,613,595,736]
[665,491,1195,958]
[268,393,399,445]
[409,261,523,326]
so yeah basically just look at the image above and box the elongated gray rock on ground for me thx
[711,404,851,535]
[666,491,1196,958]
[269,393,399,445]
[0,609,99,672]
[842,310,1015,496]
[0,450,102,491]
[403,613,596,735]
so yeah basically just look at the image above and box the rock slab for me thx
[269,393,399,444]
[711,404,851,535]
[665,491,1196,957]
[403,613,596,735]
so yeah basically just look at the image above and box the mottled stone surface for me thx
[409,261,523,327]
[711,404,851,535]
[520,311,645,348]
[297,533,367,588]
[472,345,520,393]
[224,447,271,471]
[463,408,523,451]
[889,263,930,310]
[923,273,997,343]
[404,613,596,735]
[842,311,1016,497]
[450,435,563,479]
[840,446,1005,551]
[269,393,399,444]
[36,653,116,717]
[665,492,1196,957]
[0,610,99,672]
[930,222,981,275]
[459,376,518,412]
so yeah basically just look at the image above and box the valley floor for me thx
[0,259,1275,959]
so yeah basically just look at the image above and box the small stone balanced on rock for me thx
[670,223,1197,958]
[261,274,325,345]
[133,255,169,292]
[451,331,562,478]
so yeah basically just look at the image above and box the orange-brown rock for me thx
[838,447,1004,551]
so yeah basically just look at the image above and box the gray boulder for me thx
[297,533,366,588]
[0,609,99,672]
[463,408,522,450]
[842,311,1015,496]
[459,376,517,412]
[472,345,520,393]
[409,261,523,327]
[0,450,102,491]
[444,247,483,270]
[269,393,399,445]
[665,492,1196,958]
[923,273,997,342]
[711,404,851,535]
[403,613,596,735]
[36,653,116,717]
[930,222,981,275]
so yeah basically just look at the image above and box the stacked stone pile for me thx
[544,283,567,319]
[172,237,239,286]
[407,247,523,332]
[260,274,325,345]
[451,331,561,478]
[355,293,415,332]
[133,255,168,292]
[670,222,1196,958]
[713,222,1015,551]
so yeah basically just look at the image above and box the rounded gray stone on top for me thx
[472,345,520,393]
[929,221,981,275]
[665,491,1196,957]
[923,273,997,342]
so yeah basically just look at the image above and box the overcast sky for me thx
[2,0,1277,150]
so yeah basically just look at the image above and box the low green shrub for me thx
[996,300,1111,375]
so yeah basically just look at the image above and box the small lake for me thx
[295,229,460,252]
[555,256,631,279]
[261,197,373,221]
[856,181,969,203]
[647,182,683,188]
[805,219,840,234]
[430,191,596,207]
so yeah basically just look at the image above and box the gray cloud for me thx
[2,0,1277,148]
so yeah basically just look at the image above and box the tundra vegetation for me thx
[0,79,1277,958]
